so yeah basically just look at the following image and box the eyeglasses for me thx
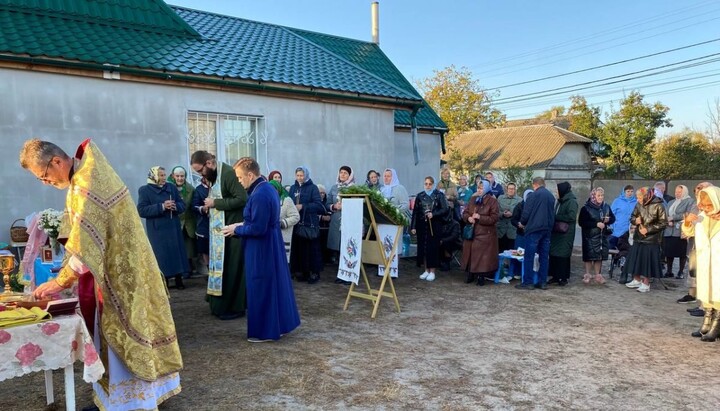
[37,157,53,182]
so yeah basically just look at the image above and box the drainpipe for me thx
[411,107,419,165]
[371,2,379,45]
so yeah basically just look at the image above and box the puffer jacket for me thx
[630,196,668,245]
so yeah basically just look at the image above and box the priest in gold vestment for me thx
[20,138,183,411]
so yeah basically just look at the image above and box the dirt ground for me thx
[3,248,720,410]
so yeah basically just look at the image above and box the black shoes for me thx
[677,294,697,304]
[664,272,675,278]
[175,275,185,290]
[514,284,534,290]
[334,278,351,285]
[535,283,548,290]
[547,277,559,284]
[81,405,100,411]
[558,279,568,287]
[308,272,320,284]
[688,307,705,317]
[218,311,245,321]
[464,272,476,284]
[476,276,485,287]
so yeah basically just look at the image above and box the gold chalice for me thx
[0,250,23,302]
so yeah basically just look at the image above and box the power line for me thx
[490,38,720,89]
[474,0,718,71]
[493,53,720,104]
[479,14,720,79]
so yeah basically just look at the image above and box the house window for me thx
[187,111,266,184]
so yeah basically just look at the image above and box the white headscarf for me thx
[380,168,399,199]
[668,185,690,217]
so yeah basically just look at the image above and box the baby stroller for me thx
[608,231,631,279]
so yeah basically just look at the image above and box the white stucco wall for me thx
[392,130,443,196]
[0,68,440,243]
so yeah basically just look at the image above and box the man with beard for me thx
[190,151,248,320]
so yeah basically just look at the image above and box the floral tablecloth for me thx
[0,314,104,382]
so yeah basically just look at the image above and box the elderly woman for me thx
[168,165,197,276]
[327,166,356,264]
[288,166,325,284]
[685,186,720,341]
[365,169,381,190]
[381,168,410,220]
[410,176,450,282]
[624,187,668,293]
[578,187,615,285]
[461,179,500,286]
[270,180,300,262]
[438,166,459,219]
[663,185,694,278]
[137,166,189,289]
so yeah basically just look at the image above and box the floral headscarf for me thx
[589,188,604,206]
[336,165,356,188]
[147,166,164,186]
[270,180,289,203]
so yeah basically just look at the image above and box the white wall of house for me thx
[0,68,440,243]
[393,130,443,196]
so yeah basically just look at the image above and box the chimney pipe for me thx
[371,2,379,45]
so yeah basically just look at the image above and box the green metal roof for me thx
[0,0,447,129]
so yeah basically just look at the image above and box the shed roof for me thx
[450,124,592,170]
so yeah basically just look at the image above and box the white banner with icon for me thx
[337,198,364,285]
[377,224,400,278]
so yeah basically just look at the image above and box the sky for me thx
[169,0,720,136]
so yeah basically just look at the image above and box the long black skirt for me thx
[623,242,663,279]
[290,233,323,274]
[663,236,687,259]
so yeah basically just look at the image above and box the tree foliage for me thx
[652,130,720,179]
[498,158,535,192]
[599,91,672,177]
[535,106,566,121]
[567,96,603,147]
[417,65,505,145]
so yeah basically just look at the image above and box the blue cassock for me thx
[235,177,301,340]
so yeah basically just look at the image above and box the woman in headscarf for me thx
[137,166,190,289]
[168,165,197,276]
[549,182,578,287]
[578,187,615,285]
[624,187,668,293]
[685,186,720,341]
[461,179,500,286]
[438,166,459,220]
[410,176,450,282]
[381,168,410,220]
[268,170,282,185]
[288,166,325,284]
[270,180,300,263]
[327,165,356,265]
[663,184,694,278]
[365,169,381,191]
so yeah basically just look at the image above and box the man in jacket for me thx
[516,177,556,290]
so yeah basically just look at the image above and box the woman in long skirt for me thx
[624,187,668,293]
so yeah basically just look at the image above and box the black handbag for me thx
[462,224,474,240]
[296,209,319,239]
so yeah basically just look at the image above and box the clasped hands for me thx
[220,223,243,237]
[163,200,177,211]
[467,212,480,224]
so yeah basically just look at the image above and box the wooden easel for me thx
[339,194,401,318]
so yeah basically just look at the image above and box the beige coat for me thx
[279,196,300,262]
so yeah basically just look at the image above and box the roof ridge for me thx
[282,27,421,100]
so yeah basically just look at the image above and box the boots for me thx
[175,275,185,290]
[476,275,485,287]
[464,272,476,284]
[692,308,713,337]
[700,309,720,342]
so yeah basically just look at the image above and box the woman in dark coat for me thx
[549,182,579,286]
[410,176,450,282]
[137,166,190,289]
[288,166,325,284]
[191,177,210,275]
[461,179,500,286]
[578,187,615,285]
[624,187,668,293]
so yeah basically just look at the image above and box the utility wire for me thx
[493,53,720,104]
[474,0,718,70]
[490,38,720,89]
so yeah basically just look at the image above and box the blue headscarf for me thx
[424,179,436,196]
[474,179,492,204]
[381,168,400,199]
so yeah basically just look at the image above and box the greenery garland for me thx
[339,185,410,226]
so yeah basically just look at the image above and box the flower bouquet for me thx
[37,208,64,254]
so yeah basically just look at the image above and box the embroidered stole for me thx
[207,165,225,296]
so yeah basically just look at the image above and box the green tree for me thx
[567,96,603,144]
[417,65,504,145]
[498,159,535,192]
[652,130,719,179]
[600,91,672,177]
